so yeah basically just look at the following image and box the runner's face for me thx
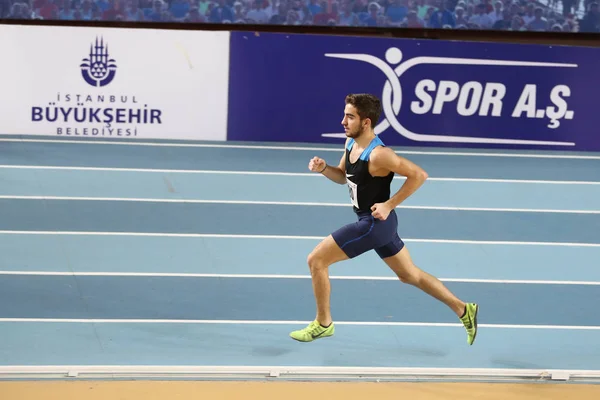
[341,104,366,138]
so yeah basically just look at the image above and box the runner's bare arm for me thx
[370,146,428,208]
[308,138,348,185]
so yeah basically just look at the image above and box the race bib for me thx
[347,178,359,208]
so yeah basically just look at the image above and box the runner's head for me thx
[342,94,381,138]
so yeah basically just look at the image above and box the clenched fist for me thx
[308,156,327,173]
[371,202,393,220]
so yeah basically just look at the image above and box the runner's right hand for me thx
[308,156,326,173]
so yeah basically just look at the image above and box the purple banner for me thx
[226,31,600,151]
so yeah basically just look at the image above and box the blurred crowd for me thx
[1,0,599,32]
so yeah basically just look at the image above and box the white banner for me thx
[0,25,230,141]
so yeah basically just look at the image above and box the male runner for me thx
[289,93,478,345]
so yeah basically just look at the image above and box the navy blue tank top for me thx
[344,136,394,213]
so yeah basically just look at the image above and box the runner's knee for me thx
[397,267,421,285]
[398,271,416,284]
[307,250,327,272]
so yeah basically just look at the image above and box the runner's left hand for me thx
[371,202,392,220]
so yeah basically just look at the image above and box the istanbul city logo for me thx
[80,36,117,87]
[323,47,577,147]
[31,36,162,137]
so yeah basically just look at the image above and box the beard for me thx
[345,126,364,138]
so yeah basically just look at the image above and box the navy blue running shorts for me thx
[331,209,405,259]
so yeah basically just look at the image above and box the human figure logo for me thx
[323,47,576,147]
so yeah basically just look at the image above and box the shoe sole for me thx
[471,304,479,345]
[290,334,333,343]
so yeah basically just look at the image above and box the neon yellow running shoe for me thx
[289,320,335,342]
[460,303,479,345]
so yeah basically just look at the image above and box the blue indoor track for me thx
[1,136,600,382]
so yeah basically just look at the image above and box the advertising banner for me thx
[0,25,230,140]
[227,31,600,151]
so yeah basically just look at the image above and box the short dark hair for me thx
[345,94,382,128]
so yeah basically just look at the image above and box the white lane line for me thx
[0,365,599,382]
[425,177,600,185]
[0,231,598,247]
[2,137,600,160]
[1,365,599,382]
[0,165,317,176]
[0,195,598,214]
[1,165,599,185]
[0,318,598,330]
[1,270,598,285]
[0,231,324,240]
